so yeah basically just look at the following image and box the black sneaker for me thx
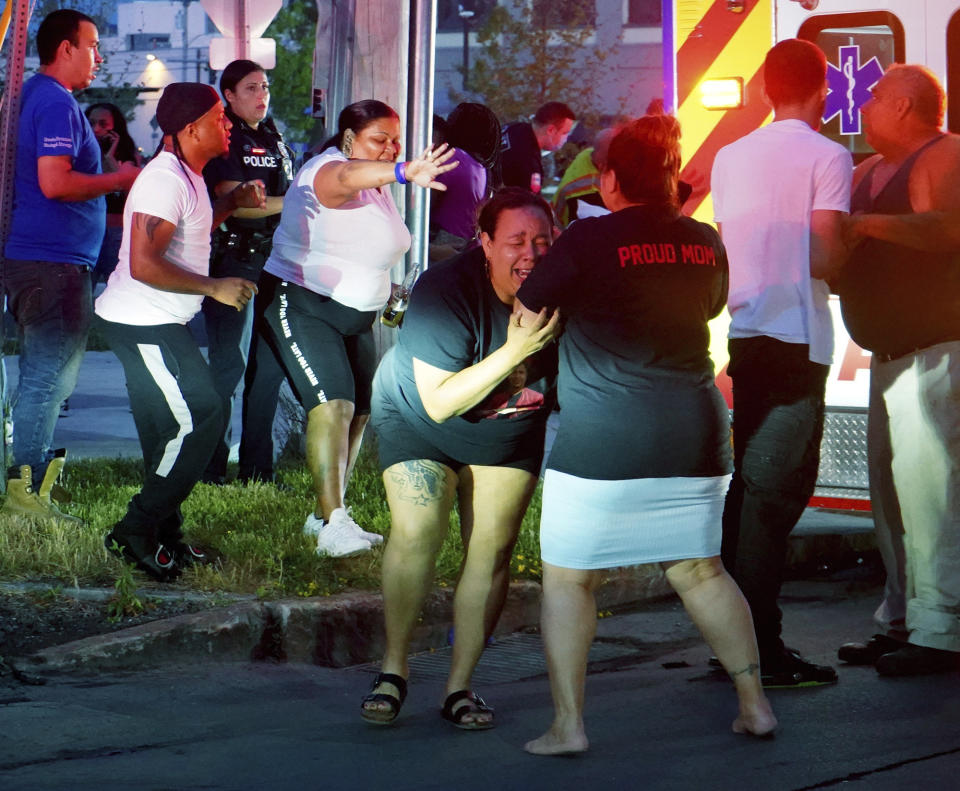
[170,541,209,567]
[104,530,180,582]
[875,644,960,676]
[838,634,905,665]
[761,648,838,688]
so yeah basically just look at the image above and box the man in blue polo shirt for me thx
[2,9,140,520]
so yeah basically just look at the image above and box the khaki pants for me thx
[875,340,960,652]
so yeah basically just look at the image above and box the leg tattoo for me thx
[388,460,447,506]
[729,663,760,679]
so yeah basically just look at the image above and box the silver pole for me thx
[0,0,34,483]
[237,0,249,61]
[182,0,190,81]
[327,0,357,137]
[405,0,436,273]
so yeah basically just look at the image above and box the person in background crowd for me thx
[518,114,776,755]
[360,188,559,729]
[199,59,293,486]
[834,64,960,676]
[429,102,501,258]
[551,127,615,227]
[95,83,265,581]
[85,102,142,286]
[245,100,456,558]
[711,39,852,688]
[2,10,139,522]
[499,101,575,194]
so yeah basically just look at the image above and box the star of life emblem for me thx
[823,45,885,135]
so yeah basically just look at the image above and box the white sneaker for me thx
[310,512,372,558]
[336,506,385,546]
[303,513,325,537]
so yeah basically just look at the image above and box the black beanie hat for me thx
[156,83,221,136]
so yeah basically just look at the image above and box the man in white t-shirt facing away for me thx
[95,82,266,581]
[711,39,852,687]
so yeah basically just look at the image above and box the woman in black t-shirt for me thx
[517,116,777,754]
[361,189,560,729]
[85,102,142,286]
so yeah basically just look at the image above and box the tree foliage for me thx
[452,0,619,126]
[10,0,144,118]
[264,0,320,149]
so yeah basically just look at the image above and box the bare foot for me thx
[524,722,589,756]
[732,701,778,738]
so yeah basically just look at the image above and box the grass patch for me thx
[0,442,544,596]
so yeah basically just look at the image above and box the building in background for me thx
[4,1,663,156]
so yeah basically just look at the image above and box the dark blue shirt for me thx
[4,73,105,266]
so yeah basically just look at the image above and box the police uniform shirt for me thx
[516,204,732,481]
[499,122,542,191]
[203,107,293,233]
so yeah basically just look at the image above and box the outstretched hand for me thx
[505,306,561,360]
[231,180,268,210]
[209,277,257,311]
[402,143,459,190]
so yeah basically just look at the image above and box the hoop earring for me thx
[342,129,355,158]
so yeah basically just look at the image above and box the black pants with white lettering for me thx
[99,318,223,544]
[721,336,828,663]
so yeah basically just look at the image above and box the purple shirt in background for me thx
[431,148,486,240]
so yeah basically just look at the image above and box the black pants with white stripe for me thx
[99,318,223,544]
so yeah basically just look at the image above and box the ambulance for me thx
[666,0,960,509]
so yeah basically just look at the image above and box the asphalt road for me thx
[2,579,958,791]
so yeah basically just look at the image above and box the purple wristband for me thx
[394,162,408,185]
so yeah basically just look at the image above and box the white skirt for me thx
[539,469,732,569]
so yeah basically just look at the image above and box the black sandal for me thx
[441,690,495,730]
[360,672,407,725]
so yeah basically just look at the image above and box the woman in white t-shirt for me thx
[253,100,455,558]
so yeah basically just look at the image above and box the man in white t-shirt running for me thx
[95,83,265,581]
[711,39,852,688]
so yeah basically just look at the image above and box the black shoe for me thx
[104,530,180,582]
[170,541,209,567]
[875,644,960,676]
[838,633,905,665]
[761,648,838,688]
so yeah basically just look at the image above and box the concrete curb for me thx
[26,567,674,673]
[22,525,875,673]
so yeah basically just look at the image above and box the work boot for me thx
[2,465,82,524]
[38,449,72,504]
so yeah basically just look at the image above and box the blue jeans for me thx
[4,259,91,486]
[721,336,828,661]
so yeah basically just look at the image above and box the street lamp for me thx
[143,50,212,84]
[458,3,474,90]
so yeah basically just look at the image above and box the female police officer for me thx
[201,59,293,484]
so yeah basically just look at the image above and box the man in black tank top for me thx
[835,65,960,676]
